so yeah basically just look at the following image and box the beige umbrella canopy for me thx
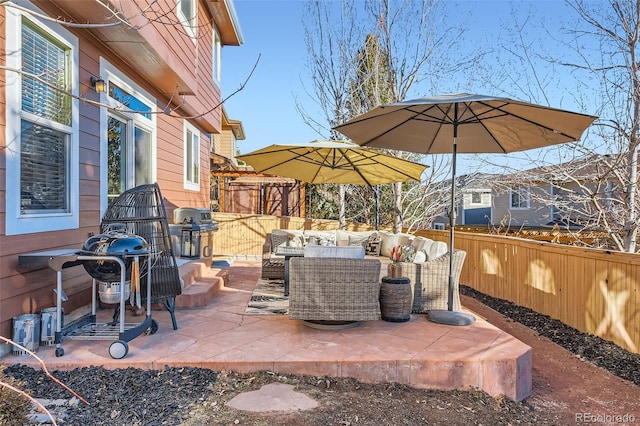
[334,93,597,154]
[335,93,597,325]
[237,139,427,186]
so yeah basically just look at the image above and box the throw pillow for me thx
[365,233,381,256]
[380,232,413,257]
[412,249,427,263]
[349,235,369,249]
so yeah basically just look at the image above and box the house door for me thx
[107,115,152,204]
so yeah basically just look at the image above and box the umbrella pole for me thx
[448,142,457,310]
[375,185,380,231]
[428,105,475,326]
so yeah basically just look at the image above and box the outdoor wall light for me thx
[90,76,106,94]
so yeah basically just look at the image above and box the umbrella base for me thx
[428,309,476,326]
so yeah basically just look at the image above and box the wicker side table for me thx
[379,276,412,322]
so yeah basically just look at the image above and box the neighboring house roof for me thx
[434,172,498,193]
[222,106,246,140]
[493,153,624,184]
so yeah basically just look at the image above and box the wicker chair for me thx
[261,233,285,280]
[288,257,381,323]
[402,250,466,313]
[101,183,182,330]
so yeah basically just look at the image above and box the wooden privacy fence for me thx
[416,229,639,354]
[211,213,639,353]
[210,213,376,256]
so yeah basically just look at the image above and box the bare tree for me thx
[482,1,640,252]
[299,0,479,232]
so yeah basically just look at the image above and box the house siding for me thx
[492,185,552,227]
[0,0,239,351]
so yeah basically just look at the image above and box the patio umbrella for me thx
[237,140,428,228]
[237,140,426,186]
[334,93,598,325]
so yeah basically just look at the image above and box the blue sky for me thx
[222,1,315,153]
[221,1,577,160]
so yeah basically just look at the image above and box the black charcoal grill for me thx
[81,224,149,283]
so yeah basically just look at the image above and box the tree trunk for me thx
[339,184,346,230]
[623,148,638,252]
[393,181,402,233]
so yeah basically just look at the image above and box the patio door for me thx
[107,114,153,204]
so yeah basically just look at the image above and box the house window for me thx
[184,121,200,190]
[178,0,197,39]
[510,185,530,209]
[99,60,156,210]
[106,116,153,203]
[471,192,482,204]
[212,28,222,84]
[5,9,79,235]
[21,122,69,213]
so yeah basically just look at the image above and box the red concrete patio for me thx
[2,259,532,402]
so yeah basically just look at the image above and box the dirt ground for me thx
[461,295,640,425]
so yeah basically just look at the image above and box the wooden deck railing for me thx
[211,213,639,353]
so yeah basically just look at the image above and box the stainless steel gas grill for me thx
[172,207,218,259]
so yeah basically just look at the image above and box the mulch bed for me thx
[460,285,640,386]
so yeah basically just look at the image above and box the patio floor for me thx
[3,259,532,402]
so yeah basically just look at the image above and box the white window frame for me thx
[98,59,157,216]
[5,4,80,235]
[470,192,482,205]
[510,185,530,210]
[184,121,201,191]
[177,0,197,40]
[212,26,222,85]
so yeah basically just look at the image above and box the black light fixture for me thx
[90,76,106,94]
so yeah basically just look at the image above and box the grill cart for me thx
[20,226,158,359]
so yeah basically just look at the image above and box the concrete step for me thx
[174,260,228,309]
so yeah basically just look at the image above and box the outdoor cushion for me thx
[425,241,448,260]
[411,236,433,252]
[349,234,370,249]
[379,231,414,257]
[412,249,427,263]
[287,230,306,247]
[304,245,365,259]
[365,233,381,256]
[305,230,337,246]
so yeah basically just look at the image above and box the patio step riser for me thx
[175,261,226,309]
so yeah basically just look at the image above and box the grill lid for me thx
[80,224,149,282]
[174,207,212,224]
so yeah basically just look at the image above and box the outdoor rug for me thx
[245,278,288,315]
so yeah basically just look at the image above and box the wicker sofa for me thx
[262,229,465,315]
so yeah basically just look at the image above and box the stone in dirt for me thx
[226,383,319,412]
